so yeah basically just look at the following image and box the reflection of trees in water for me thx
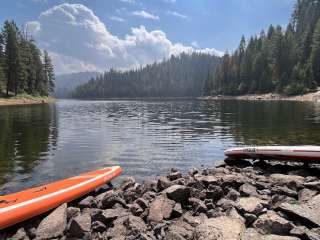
[217,101,320,145]
[0,104,58,186]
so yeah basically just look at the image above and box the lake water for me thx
[1,99,320,194]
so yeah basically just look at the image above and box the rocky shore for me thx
[2,158,320,240]
[0,97,55,106]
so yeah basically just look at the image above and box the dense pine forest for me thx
[0,20,55,97]
[204,0,320,96]
[71,53,220,98]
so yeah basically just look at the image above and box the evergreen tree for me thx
[310,18,320,85]
[44,50,55,94]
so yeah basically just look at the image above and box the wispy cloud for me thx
[164,0,176,3]
[167,11,187,19]
[133,10,159,20]
[109,16,125,22]
[120,0,135,3]
[191,41,199,48]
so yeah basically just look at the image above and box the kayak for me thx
[225,146,320,162]
[0,166,122,230]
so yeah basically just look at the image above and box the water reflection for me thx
[0,99,320,194]
[0,104,58,192]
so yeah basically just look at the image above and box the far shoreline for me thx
[199,90,320,102]
[0,96,56,107]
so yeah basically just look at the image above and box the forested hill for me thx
[71,53,220,98]
[204,0,320,96]
[0,20,55,97]
[54,71,99,98]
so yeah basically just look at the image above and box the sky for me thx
[0,0,295,75]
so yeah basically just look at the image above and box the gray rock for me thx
[78,195,96,208]
[172,203,183,218]
[9,228,29,240]
[67,207,80,221]
[189,197,207,213]
[240,183,258,197]
[193,216,245,240]
[168,171,182,181]
[69,213,91,237]
[36,203,67,240]
[252,210,292,235]
[165,220,194,240]
[270,174,304,185]
[157,176,173,191]
[100,190,127,209]
[217,198,235,211]
[298,188,318,203]
[148,195,175,223]
[99,208,130,223]
[306,228,320,240]
[206,185,223,201]
[91,221,106,232]
[304,181,320,191]
[278,198,320,227]
[236,197,264,215]
[226,188,241,201]
[135,197,149,210]
[242,228,300,240]
[163,185,189,203]
[289,225,309,238]
[182,211,207,227]
[196,175,219,186]
[271,186,298,198]
[129,203,144,216]
[120,176,136,191]
[107,215,147,239]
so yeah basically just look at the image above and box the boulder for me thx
[270,174,304,185]
[157,177,173,191]
[9,228,29,240]
[168,171,182,181]
[236,197,264,215]
[196,175,219,187]
[193,216,245,240]
[135,197,149,210]
[226,188,240,201]
[298,188,318,203]
[78,195,97,208]
[278,201,320,227]
[100,190,127,209]
[271,186,297,198]
[91,221,107,232]
[69,213,91,237]
[242,228,300,240]
[172,203,183,218]
[206,185,223,201]
[189,197,207,213]
[120,176,136,191]
[67,207,80,221]
[252,210,292,235]
[129,203,144,216]
[36,203,67,240]
[240,183,258,197]
[163,185,189,203]
[306,228,320,240]
[165,220,194,240]
[99,208,129,223]
[107,215,147,239]
[148,195,175,223]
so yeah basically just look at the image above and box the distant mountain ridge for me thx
[54,72,100,98]
[71,53,221,98]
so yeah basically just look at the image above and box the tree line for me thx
[204,0,320,96]
[0,20,55,97]
[71,53,220,98]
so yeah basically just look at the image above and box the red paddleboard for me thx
[225,146,320,162]
[0,166,122,230]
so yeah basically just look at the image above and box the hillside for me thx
[204,0,320,96]
[54,72,100,98]
[71,53,220,98]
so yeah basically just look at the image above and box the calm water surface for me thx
[1,99,320,194]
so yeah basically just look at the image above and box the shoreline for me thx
[0,97,56,106]
[1,158,320,239]
[199,90,320,102]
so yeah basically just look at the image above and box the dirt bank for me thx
[2,158,320,239]
[0,97,56,106]
[200,90,320,102]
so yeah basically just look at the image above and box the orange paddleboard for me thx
[0,166,122,230]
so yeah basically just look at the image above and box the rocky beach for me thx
[1,158,320,240]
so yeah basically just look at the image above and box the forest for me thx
[204,0,320,96]
[0,20,55,97]
[71,53,220,98]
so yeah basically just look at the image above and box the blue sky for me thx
[0,0,295,74]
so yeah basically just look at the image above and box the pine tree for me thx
[310,18,320,85]
[44,50,55,94]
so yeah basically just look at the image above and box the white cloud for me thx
[27,3,222,74]
[132,10,159,20]
[191,41,199,48]
[164,0,176,3]
[167,11,187,19]
[26,21,41,36]
[120,0,135,3]
[109,16,125,22]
